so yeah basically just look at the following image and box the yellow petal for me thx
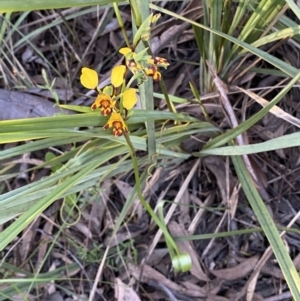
[80,67,98,89]
[119,47,132,56]
[123,88,137,110]
[111,65,126,88]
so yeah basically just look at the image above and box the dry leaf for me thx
[128,263,208,298]
[180,281,218,298]
[115,278,140,301]
[229,184,239,219]
[74,221,92,239]
[210,255,260,281]
[114,180,133,199]
[261,264,284,280]
[203,156,232,203]
[114,179,143,218]
[0,89,70,120]
[145,248,169,266]
[19,217,41,262]
[104,219,148,247]
[246,272,259,301]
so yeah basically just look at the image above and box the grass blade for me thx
[0,0,122,12]
[232,154,300,300]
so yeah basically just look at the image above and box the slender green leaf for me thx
[0,160,98,251]
[284,0,300,21]
[197,132,300,156]
[0,0,122,12]
[232,154,300,300]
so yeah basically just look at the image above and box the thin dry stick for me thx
[88,246,109,301]
[188,193,214,234]
[257,77,289,99]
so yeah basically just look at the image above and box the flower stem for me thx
[123,131,179,253]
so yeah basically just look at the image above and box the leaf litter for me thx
[1,1,300,301]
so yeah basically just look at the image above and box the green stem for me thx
[123,131,179,253]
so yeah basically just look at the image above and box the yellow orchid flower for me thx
[119,47,168,81]
[91,93,115,116]
[111,65,126,88]
[80,67,118,116]
[122,88,137,110]
[103,112,129,136]
[80,67,98,89]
